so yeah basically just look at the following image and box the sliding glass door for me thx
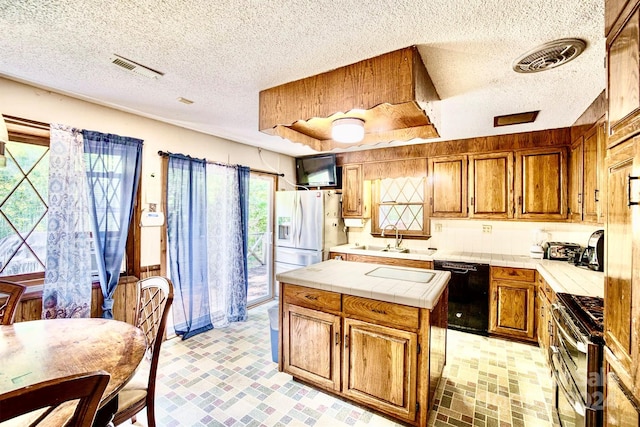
[247,172,275,306]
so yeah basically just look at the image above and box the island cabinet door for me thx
[282,303,341,392]
[342,318,418,422]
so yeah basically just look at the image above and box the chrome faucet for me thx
[381,224,402,249]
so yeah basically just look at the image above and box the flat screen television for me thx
[295,154,338,187]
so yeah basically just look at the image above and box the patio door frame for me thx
[247,171,276,307]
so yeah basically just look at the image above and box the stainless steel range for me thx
[550,293,604,427]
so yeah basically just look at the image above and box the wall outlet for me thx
[482,225,492,233]
[434,223,442,232]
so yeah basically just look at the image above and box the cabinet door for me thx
[514,147,567,220]
[282,303,341,391]
[608,9,640,147]
[606,0,633,36]
[342,318,417,422]
[429,155,467,218]
[569,137,584,221]
[468,152,513,219]
[537,290,549,352]
[489,280,536,340]
[604,365,640,426]
[342,163,367,218]
[605,140,636,378]
[583,124,603,222]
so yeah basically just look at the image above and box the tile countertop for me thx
[276,259,451,310]
[329,244,604,298]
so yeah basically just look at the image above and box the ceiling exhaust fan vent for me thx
[110,54,164,79]
[513,38,586,73]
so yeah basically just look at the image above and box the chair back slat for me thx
[0,280,26,325]
[0,371,110,427]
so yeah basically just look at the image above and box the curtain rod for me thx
[157,150,284,177]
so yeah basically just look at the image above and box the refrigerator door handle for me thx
[297,196,304,246]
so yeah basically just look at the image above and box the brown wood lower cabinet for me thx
[489,267,537,342]
[282,303,341,392]
[342,318,418,420]
[279,283,447,426]
[328,252,434,270]
[536,274,555,361]
[604,349,640,427]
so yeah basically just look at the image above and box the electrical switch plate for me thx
[434,223,442,232]
[482,225,492,233]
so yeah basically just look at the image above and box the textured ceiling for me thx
[0,0,605,156]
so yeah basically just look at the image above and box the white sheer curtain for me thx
[42,124,92,319]
[206,163,247,328]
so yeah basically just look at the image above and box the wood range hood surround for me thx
[259,46,441,151]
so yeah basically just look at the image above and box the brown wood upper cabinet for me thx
[569,121,606,223]
[468,152,513,219]
[342,163,371,218]
[428,155,467,218]
[514,147,568,220]
[603,138,640,410]
[607,5,640,148]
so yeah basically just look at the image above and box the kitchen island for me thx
[276,259,451,427]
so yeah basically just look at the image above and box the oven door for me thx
[551,304,589,399]
[551,346,586,426]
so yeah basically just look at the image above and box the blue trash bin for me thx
[268,304,279,363]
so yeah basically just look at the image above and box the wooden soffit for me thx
[258,46,440,151]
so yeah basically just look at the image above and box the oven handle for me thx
[550,346,587,417]
[551,305,588,354]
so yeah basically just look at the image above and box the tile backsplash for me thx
[346,219,602,256]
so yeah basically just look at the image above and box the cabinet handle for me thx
[594,189,599,203]
[577,193,582,204]
[344,334,349,348]
[628,175,639,207]
[304,294,318,301]
[470,197,474,206]
[518,196,522,206]
[335,332,340,346]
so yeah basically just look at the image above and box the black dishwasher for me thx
[434,260,490,335]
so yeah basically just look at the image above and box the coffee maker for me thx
[576,230,604,271]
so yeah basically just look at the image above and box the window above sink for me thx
[371,176,429,239]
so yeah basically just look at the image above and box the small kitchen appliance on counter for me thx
[530,229,550,259]
[574,230,604,271]
[544,242,582,260]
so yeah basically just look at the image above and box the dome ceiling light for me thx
[331,118,365,143]
[258,46,440,151]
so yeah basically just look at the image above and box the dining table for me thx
[0,317,147,426]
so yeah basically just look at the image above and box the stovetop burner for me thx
[557,292,604,339]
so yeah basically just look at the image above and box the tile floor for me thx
[123,303,559,427]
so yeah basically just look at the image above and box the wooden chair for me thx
[0,280,26,325]
[0,371,110,427]
[112,277,174,427]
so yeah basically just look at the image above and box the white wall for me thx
[346,218,602,256]
[0,77,296,266]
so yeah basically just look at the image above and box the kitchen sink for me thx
[365,266,435,283]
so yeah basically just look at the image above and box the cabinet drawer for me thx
[283,284,341,312]
[537,274,554,300]
[343,295,419,330]
[491,267,535,282]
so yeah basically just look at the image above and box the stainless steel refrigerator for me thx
[275,190,346,277]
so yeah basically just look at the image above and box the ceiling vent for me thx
[494,110,539,127]
[110,54,164,79]
[513,38,586,73]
